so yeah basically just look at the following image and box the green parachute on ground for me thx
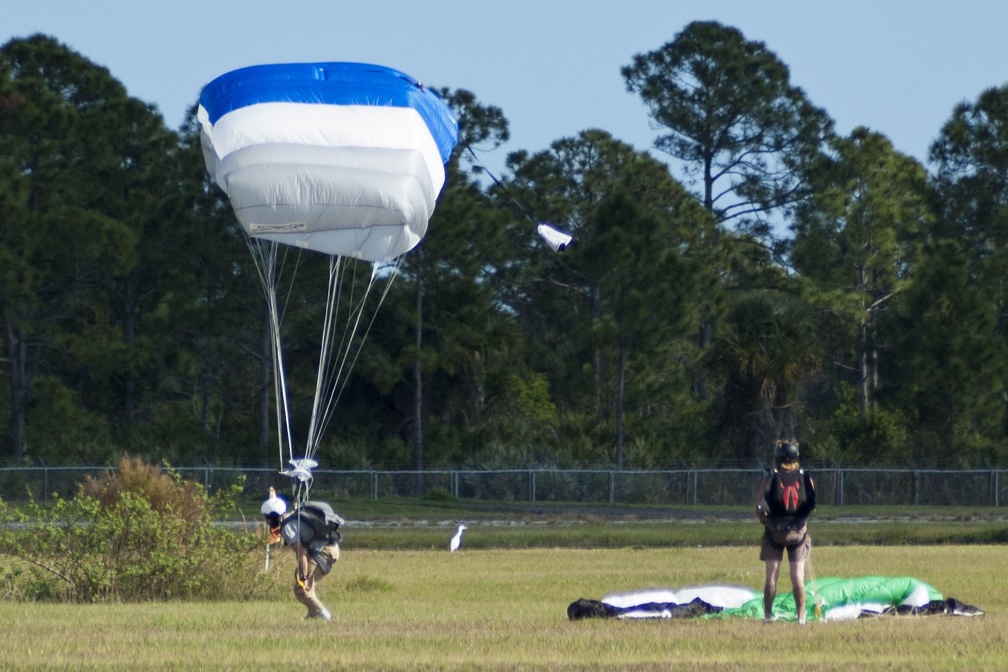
[567,576,983,622]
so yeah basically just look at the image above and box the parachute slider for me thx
[537,222,573,252]
[281,457,318,482]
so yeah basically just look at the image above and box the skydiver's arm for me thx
[804,473,817,513]
[754,476,771,523]
[292,542,310,581]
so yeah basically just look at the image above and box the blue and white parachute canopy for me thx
[198,62,459,262]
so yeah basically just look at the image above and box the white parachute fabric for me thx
[199,62,457,263]
[536,222,573,252]
[603,586,756,611]
[198,63,458,490]
[602,586,757,620]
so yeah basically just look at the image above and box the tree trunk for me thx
[693,318,711,400]
[200,359,212,434]
[858,261,870,416]
[4,308,28,462]
[412,265,424,497]
[592,285,606,416]
[122,277,136,423]
[615,327,627,468]
[858,320,870,416]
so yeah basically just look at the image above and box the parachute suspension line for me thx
[245,236,299,473]
[303,255,346,461]
[302,257,402,463]
[463,143,537,224]
[327,258,401,411]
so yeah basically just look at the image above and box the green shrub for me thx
[81,455,209,525]
[0,455,274,603]
[422,487,456,503]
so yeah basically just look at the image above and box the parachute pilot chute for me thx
[198,63,458,496]
[537,222,573,252]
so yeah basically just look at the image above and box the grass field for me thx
[1,524,1006,670]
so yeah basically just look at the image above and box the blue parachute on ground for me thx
[567,576,983,622]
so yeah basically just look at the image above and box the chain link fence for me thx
[1,465,1004,507]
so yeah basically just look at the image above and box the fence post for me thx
[608,471,615,504]
[371,470,378,500]
[913,470,920,506]
[529,470,536,503]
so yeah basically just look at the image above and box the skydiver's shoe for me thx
[305,608,332,621]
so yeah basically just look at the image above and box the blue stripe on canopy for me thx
[199,62,458,163]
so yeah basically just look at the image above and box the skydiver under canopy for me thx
[262,488,344,620]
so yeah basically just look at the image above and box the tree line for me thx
[2,22,1007,471]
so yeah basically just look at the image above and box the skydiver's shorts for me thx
[760,527,811,563]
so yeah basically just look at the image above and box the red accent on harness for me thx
[780,480,801,511]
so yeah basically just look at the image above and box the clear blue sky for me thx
[6,1,1008,178]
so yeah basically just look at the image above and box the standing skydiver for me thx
[754,440,816,624]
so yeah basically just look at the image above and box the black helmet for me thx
[774,440,800,463]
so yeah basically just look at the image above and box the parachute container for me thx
[198,62,459,262]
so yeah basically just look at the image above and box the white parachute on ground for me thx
[600,585,756,619]
[198,62,458,494]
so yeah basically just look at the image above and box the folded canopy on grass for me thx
[568,576,984,622]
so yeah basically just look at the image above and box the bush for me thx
[81,455,208,525]
[422,487,456,503]
[0,455,276,603]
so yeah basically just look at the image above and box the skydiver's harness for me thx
[762,466,814,547]
[279,500,344,575]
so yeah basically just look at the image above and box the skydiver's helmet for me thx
[774,440,800,465]
[261,487,286,529]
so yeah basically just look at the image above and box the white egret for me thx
[450,524,467,552]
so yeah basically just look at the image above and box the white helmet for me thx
[260,487,286,516]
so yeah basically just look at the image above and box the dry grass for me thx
[1,545,1005,670]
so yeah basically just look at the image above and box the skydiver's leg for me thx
[763,559,781,621]
[790,560,807,624]
[788,534,812,625]
[293,558,327,618]
[312,544,339,620]
[759,530,784,622]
